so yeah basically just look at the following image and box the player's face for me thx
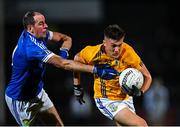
[31,14,48,38]
[104,36,124,59]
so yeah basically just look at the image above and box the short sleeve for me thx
[79,45,101,64]
[123,45,142,70]
[79,46,92,64]
[26,41,54,63]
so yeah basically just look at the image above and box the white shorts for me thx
[5,89,54,126]
[95,97,135,120]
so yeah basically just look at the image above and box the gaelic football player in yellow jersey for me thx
[73,24,152,126]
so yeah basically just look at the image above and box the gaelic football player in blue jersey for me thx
[5,11,119,126]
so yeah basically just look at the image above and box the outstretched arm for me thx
[47,54,94,73]
[47,54,119,80]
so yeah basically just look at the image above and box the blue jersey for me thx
[5,30,54,100]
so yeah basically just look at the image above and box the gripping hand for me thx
[59,48,69,59]
[130,85,143,97]
[93,64,119,80]
[73,85,85,104]
[121,84,143,97]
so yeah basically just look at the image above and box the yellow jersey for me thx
[79,42,142,100]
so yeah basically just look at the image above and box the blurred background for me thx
[0,0,179,126]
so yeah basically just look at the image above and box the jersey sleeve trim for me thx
[42,53,55,63]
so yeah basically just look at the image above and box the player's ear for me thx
[103,40,107,46]
[27,25,33,33]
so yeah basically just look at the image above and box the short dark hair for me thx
[22,11,42,29]
[104,24,125,40]
[22,11,35,29]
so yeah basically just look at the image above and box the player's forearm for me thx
[60,35,72,50]
[140,64,152,93]
[52,32,72,50]
[62,59,93,73]
[141,74,152,93]
[48,55,93,73]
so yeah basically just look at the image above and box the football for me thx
[119,68,144,90]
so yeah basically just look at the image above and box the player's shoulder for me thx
[79,44,102,62]
[122,42,135,51]
[122,42,133,48]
